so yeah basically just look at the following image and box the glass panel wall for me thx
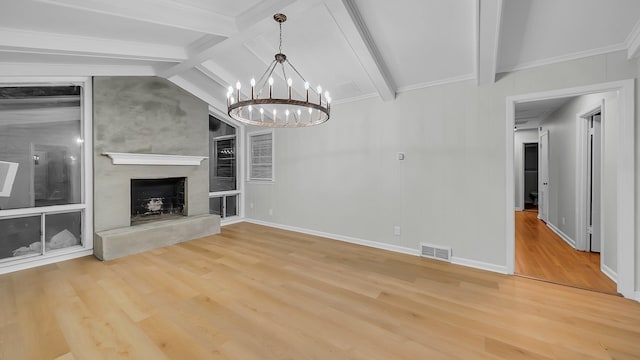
[209,115,241,220]
[0,86,82,210]
[209,116,236,192]
[45,211,82,251]
[0,215,41,260]
[0,82,90,268]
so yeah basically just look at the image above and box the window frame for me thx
[0,77,93,273]
[208,113,244,222]
[247,129,275,182]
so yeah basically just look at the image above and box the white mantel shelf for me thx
[103,152,207,166]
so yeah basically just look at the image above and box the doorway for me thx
[522,142,538,211]
[587,112,602,253]
[513,97,613,293]
[576,107,603,254]
[505,80,636,299]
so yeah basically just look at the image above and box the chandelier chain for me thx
[279,22,283,54]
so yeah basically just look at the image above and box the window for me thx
[0,80,92,267]
[209,115,241,220]
[249,131,273,181]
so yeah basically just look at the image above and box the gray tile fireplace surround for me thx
[92,76,220,260]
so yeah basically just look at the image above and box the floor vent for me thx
[420,243,451,262]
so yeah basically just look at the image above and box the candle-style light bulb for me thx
[268,77,274,98]
[285,109,290,123]
[236,81,241,90]
[260,107,264,122]
[228,86,233,93]
[304,82,310,101]
[287,78,292,99]
[273,109,277,122]
[296,109,301,123]
[324,91,329,99]
[230,96,234,104]
[248,105,253,120]
[250,78,256,99]
[317,85,322,104]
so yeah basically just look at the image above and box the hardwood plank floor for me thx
[515,210,617,294]
[1,222,639,359]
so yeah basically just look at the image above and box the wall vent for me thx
[420,243,451,262]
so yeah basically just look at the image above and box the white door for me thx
[538,131,549,223]
[589,113,602,252]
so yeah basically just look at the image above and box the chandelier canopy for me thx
[227,13,331,128]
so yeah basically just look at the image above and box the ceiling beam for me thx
[324,0,396,101]
[159,0,326,79]
[476,0,503,85]
[0,62,156,77]
[0,28,187,62]
[196,61,232,90]
[35,0,236,36]
[168,74,229,116]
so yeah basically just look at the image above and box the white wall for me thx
[244,49,640,290]
[513,129,538,210]
[539,92,618,273]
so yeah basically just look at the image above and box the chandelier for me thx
[227,13,331,127]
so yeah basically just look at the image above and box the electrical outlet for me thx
[397,152,405,160]
[393,225,401,236]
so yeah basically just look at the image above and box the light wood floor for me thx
[2,222,640,359]
[515,210,617,294]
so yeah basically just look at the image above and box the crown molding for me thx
[625,17,640,59]
[497,44,626,73]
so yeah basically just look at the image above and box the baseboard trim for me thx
[0,249,93,275]
[635,291,640,303]
[244,218,510,276]
[451,256,508,274]
[546,222,576,248]
[221,217,245,226]
[601,263,618,283]
[245,218,420,256]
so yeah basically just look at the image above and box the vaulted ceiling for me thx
[1,0,639,113]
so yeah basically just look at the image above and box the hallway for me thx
[515,210,617,294]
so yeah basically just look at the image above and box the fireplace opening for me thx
[131,177,186,226]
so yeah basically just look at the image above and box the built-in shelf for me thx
[103,152,207,166]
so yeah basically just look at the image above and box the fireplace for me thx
[131,177,186,226]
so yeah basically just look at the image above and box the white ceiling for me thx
[499,0,640,72]
[514,97,572,125]
[0,0,639,112]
